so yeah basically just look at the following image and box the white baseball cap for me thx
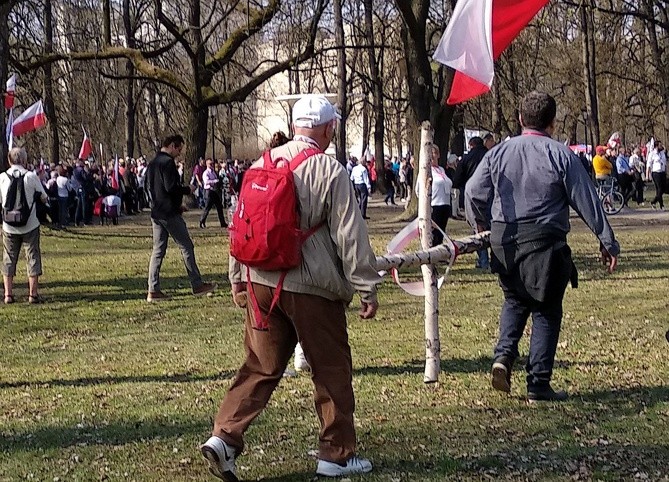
[292,95,341,128]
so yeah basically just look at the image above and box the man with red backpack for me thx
[201,96,381,481]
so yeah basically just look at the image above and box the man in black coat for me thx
[145,134,216,302]
[453,136,489,268]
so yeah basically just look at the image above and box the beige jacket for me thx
[229,139,380,304]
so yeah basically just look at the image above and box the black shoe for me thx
[199,221,206,229]
[527,385,568,403]
[491,356,513,393]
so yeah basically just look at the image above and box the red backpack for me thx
[229,147,323,329]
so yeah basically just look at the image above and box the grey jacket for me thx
[465,129,620,257]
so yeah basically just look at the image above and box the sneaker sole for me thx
[491,363,511,393]
[316,465,373,477]
[201,446,238,482]
[146,297,170,302]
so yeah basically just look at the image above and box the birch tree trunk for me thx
[418,121,439,383]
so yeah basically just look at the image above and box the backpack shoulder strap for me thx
[262,150,274,168]
[289,148,323,171]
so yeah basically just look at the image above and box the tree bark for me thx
[581,0,600,146]
[333,0,347,165]
[644,0,669,140]
[146,82,161,150]
[102,0,111,46]
[364,0,385,186]
[123,0,135,157]
[396,0,455,218]
[417,121,439,384]
[125,60,135,157]
[361,92,370,158]
[43,0,59,164]
[222,104,233,159]
[0,1,11,171]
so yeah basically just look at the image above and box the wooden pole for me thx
[418,122,439,384]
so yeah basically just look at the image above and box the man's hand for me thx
[190,184,197,194]
[600,248,618,274]
[359,300,379,319]
[232,282,247,308]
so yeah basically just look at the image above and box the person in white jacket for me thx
[648,142,667,210]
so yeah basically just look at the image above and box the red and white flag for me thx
[434,0,549,105]
[5,74,16,109]
[12,99,47,137]
[78,127,92,159]
[110,155,120,191]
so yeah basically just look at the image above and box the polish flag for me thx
[110,155,120,191]
[12,100,47,137]
[434,0,549,105]
[5,74,16,109]
[78,127,93,159]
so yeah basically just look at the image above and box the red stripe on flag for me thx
[12,112,47,137]
[4,93,14,110]
[447,0,549,105]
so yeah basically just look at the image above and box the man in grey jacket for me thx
[201,96,380,481]
[466,91,619,402]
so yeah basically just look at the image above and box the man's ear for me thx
[548,118,557,133]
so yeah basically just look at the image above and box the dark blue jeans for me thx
[58,197,69,226]
[75,190,86,225]
[494,279,566,390]
[384,186,395,205]
[354,184,369,218]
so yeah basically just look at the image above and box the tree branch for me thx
[154,0,195,58]
[205,0,327,105]
[205,0,281,74]
[98,68,194,107]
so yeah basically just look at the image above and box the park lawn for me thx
[0,207,667,482]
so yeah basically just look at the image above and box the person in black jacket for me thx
[453,136,490,269]
[145,134,216,302]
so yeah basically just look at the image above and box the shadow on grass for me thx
[1,385,666,479]
[0,370,235,389]
[376,385,668,478]
[0,418,209,453]
[45,273,229,292]
[355,356,613,376]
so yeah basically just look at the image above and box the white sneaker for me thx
[316,456,373,477]
[294,343,311,372]
[200,436,238,481]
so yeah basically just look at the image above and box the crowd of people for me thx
[1,92,665,481]
[591,141,667,208]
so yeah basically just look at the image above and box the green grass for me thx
[0,206,667,481]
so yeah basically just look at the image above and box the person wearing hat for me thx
[201,95,381,480]
[593,146,613,181]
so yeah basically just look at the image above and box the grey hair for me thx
[8,147,27,165]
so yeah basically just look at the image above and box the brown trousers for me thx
[213,283,356,463]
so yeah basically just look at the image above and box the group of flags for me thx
[5,74,47,148]
[1,0,547,159]
[4,73,99,169]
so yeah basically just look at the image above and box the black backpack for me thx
[3,171,33,227]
